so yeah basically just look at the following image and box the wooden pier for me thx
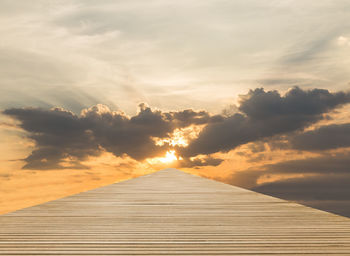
[0,168,349,255]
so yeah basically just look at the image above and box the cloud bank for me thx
[181,87,350,156]
[250,153,350,217]
[4,86,350,170]
[290,123,350,151]
[3,103,221,169]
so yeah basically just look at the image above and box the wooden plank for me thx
[0,168,349,255]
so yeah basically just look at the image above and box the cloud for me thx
[182,87,350,157]
[177,156,223,169]
[3,0,350,115]
[227,152,350,217]
[3,107,100,169]
[4,86,350,170]
[261,153,350,175]
[253,174,350,217]
[290,123,350,151]
[230,152,350,188]
[3,104,220,169]
[254,174,350,201]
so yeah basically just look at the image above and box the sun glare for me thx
[160,150,178,163]
[152,126,203,148]
[153,130,188,147]
[147,150,178,165]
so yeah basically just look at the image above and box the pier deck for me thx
[0,169,349,255]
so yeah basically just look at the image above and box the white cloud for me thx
[1,0,350,114]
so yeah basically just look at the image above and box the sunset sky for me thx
[1,0,350,217]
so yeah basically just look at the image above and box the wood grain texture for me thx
[0,168,349,255]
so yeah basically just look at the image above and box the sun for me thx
[159,150,178,163]
[147,150,178,165]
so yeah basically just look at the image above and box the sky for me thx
[0,0,350,217]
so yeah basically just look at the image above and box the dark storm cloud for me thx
[3,104,219,169]
[290,123,350,151]
[182,87,350,157]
